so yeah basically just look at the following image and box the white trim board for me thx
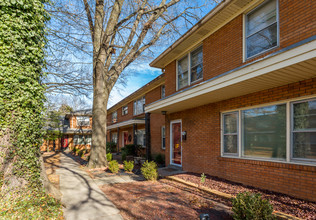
[107,119,145,130]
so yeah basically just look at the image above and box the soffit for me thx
[150,0,262,69]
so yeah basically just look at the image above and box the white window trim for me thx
[176,45,203,91]
[161,125,166,150]
[122,105,128,116]
[133,96,145,116]
[243,0,280,61]
[221,112,239,157]
[136,129,146,148]
[76,116,90,126]
[221,95,316,167]
[112,111,117,123]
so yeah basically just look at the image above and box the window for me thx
[177,46,203,90]
[77,116,90,126]
[161,126,166,149]
[222,112,238,155]
[161,85,165,98]
[74,135,90,145]
[292,100,316,161]
[242,104,286,159]
[122,105,128,115]
[222,98,316,164]
[111,132,118,144]
[245,0,278,58]
[136,129,146,147]
[112,111,117,123]
[133,96,145,115]
[86,135,92,145]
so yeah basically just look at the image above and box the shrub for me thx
[141,160,158,181]
[121,144,135,155]
[232,192,275,220]
[154,154,165,165]
[124,161,134,172]
[106,152,112,162]
[108,160,119,174]
[121,151,127,161]
[106,142,117,153]
[200,173,206,185]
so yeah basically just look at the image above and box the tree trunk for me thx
[88,61,109,168]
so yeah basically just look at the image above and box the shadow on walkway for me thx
[55,152,123,220]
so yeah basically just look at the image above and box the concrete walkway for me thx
[56,153,123,220]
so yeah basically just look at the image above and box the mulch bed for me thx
[175,173,316,219]
[100,179,233,220]
[42,152,61,190]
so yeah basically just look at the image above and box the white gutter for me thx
[107,119,145,130]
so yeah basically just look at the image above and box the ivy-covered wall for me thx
[0,0,49,188]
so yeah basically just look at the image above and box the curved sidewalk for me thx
[56,153,123,220]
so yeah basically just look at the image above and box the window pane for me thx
[246,23,277,58]
[242,104,286,159]
[191,47,203,67]
[293,132,316,160]
[293,100,316,131]
[247,0,277,36]
[191,47,203,82]
[224,113,237,134]
[178,56,188,89]
[224,135,238,154]
[191,64,203,82]
[161,85,165,98]
[86,135,92,145]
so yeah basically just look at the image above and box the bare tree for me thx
[76,0,218,168]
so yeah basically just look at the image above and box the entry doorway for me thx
[170,120,182,166]
[122,131,129,147]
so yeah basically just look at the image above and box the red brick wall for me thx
[164,0,316,97]
[165,78,316,202]
[150,113,165,156]
[146,86,162,105]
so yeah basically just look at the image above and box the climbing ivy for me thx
[0,0,49,187]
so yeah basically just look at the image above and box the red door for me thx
[62,136,68,149]
[171,122,182,165]
[123,131,128,146]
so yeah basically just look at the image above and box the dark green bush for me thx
[121,144,135,155]
[154,154,165,165]
[232,192,275,220]
[108,160,119,174]
[122,151,127,161]
[141,160,158,181]
[106,152,112,162]
[106,142,117,153]
[124,161,134,172]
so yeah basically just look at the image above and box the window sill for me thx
[176,77,204,92]
[220,155,316,170]
[244,45,279,63]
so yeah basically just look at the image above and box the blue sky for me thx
[108,65,161,108]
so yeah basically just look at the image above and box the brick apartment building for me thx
[106,74,166,158]
[145,0,316,202]
[41,109,93,152]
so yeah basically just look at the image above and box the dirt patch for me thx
[175,173,316,219]
[100,180,232,220]
[42,152,61,190]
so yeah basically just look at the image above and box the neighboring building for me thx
[146,0,316,202]
[41,109,92,152]
[106,74,166,158]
